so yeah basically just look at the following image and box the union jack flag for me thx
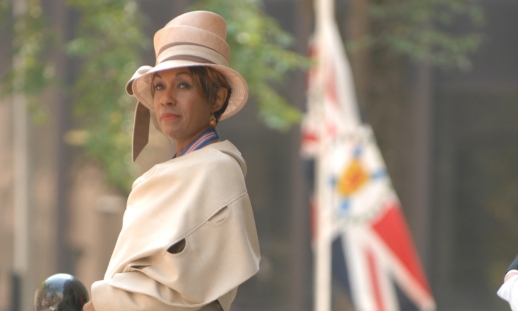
[301,1,436,310]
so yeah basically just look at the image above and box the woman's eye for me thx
[178,82,191,89]
[154,83,164,91]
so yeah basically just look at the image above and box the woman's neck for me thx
[174,128,219,157]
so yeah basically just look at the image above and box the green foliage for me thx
[2,0,57,123]
[0,1,10,24]
[65,0,148,191]
[193,0,311,129]
[350,0,484,70]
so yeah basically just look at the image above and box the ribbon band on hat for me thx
[132,102,149,161]
[132,101,162,161]
[157,44,228,66]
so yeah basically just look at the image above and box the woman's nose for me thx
[159,90,176,106]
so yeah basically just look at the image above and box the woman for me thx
[83,10,261,311]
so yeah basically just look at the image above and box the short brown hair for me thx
[189,66,231,123]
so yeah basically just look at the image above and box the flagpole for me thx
[313,0,362,309]
[313,0,336,310]
[314,98,331,311]
[313,1,332,310]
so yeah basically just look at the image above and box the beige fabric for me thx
[92,281,236,311]
[91,141,260,311]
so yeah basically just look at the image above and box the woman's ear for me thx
[212,87,228,112]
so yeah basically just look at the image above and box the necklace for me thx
[176,128,219,158]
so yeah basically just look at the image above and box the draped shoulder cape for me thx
[91,141,261,311]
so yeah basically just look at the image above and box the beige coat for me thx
[91,141,261,311]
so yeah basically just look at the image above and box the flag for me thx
[301,0,436,310]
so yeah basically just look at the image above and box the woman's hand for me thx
[83,301,96,311]
[507,270,518,282]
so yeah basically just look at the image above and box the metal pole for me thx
[12,0,32,310]
[313,0,332,309]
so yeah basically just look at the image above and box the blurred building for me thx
[1,0,518,311]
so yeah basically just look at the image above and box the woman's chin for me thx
[159,125,180,139]
[162,132,178,142]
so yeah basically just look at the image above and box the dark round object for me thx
[34,273,89,311]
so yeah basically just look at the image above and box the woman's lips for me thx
[161,113,178,121]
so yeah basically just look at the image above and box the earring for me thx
[209,113,217,127]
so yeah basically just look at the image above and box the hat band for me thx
[156,44,228,66]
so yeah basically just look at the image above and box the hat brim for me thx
[127,60,248,121]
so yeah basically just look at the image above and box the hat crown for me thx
[165,11,226,40]
[154,11,230,65]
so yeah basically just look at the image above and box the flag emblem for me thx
[328,131,389,224]
[338,154,368,196]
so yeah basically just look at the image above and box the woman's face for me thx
[152,68,213,147]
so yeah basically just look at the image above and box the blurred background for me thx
[1,0,518,310]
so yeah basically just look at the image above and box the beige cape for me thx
[91,141,261,311]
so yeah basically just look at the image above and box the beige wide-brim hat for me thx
[126,10,249,161]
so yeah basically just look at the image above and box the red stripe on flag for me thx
[302,132,319,143]
[367,247,385,311]
[370,204,432,294]
[325,68,339,107]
